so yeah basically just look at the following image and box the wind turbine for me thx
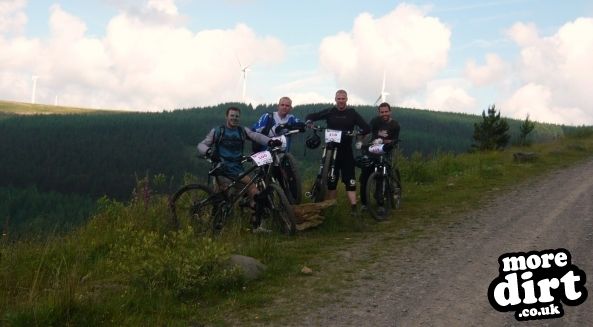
[237,57,251,104]
[31,75,39,104]
[374,69,389,106]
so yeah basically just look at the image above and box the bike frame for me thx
[209,152,277,207]
[307,126,358,199]
[205,128,304,210]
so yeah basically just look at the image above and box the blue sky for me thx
[1,0,592,124]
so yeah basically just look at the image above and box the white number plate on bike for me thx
[325,129,342,143]
[369,144,386,154]
[251,151,273,166]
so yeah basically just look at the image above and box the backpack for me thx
[252,112,275,153]
[214,125,247,155]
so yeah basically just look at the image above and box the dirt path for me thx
[282,158,593,326]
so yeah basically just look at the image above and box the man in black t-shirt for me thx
[360,102,400,209]
[305,89,370,215]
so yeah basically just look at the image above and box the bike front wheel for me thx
[365,172,393,221]
[313,149,333,203]
[392,168,402,209]
[169,184,222,234]
[261,183,297,235]
[279,153,303,204]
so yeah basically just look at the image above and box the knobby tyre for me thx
[365,172,393,221]
[263,183,297,235]
[279,153,303,204]
[169,184,221,234]
[314,149,333,203]
[391,168,402,209]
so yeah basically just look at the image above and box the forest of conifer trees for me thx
[0,102,570,237]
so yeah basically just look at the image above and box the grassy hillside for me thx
[1,128,592,325]
[0,100,110,116]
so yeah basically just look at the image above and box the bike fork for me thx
[328,148,337,183]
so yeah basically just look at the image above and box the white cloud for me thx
[147,0,178,16]
[319,3,451,105]
[0,0,27,35]
[0,1,285,110]
[388,75,478,113]
[399,79,476,113]
[465,53,508,86]
[507,22,539,46]
[502,83,587,125]
[425,84,477,113]
[502,17,593,124]
[289,92,332,106]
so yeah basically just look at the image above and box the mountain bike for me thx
[363,142,402,220]
[169,144,297,235]
[305,126,358,203]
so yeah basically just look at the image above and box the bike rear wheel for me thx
[365,172,393,221]
[261,183,297,235]
[169,184,222,234]
[279,153,303,204]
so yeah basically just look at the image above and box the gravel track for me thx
[284,158,593,326]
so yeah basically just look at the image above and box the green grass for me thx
[2,130,593,326]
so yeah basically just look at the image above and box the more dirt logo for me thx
[487,248,587,321]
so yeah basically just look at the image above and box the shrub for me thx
[103,199,243,298]
[400,152,435,184]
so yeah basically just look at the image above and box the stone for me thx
[301,266,313,275]
[228,254,266,281]
[513,152,538,163]
[292,199,337,231]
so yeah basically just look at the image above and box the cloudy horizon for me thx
[1,0,592,125]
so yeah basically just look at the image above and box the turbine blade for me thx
[374,95,382,105]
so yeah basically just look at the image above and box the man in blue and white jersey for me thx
[251,96,302,152]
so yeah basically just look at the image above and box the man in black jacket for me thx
[359,102,400,211]
[305,89,370,215]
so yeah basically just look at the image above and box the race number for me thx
[325,129,342,143]
[368,144,385,155]
[251,151,273,166]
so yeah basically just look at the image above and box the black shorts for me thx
[327,146,356,191]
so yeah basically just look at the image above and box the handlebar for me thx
[280,129,304,136]
[307,125,358,136]
[274,123,306,136]
[365,138,402,146]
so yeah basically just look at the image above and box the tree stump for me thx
[292,199,337,231]
[513,152,538,163]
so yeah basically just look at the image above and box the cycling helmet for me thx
[355,155,373,168]
[305,131,321,149]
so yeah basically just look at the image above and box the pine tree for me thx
[472,104,510,150]
[519,114,536,146]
